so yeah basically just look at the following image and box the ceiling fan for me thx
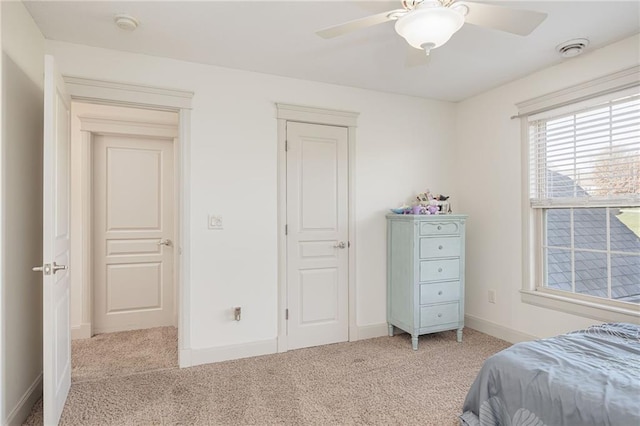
[316,0,548,57]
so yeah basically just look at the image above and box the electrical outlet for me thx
[488,289,496,304]
[208,215,223,230]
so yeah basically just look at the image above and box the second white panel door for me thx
[93,134,175,334]
[286,122,349,350]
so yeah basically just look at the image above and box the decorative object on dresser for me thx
[389,189,452,215]
[386,214,467,350]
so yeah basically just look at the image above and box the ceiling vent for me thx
[556,38,589,58]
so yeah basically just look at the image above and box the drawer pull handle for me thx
[437,225,442,230]
[438,245,443,250]
[438,291,443,295]
[438,268,443,273]
[437,313,443,318]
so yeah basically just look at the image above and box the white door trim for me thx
[64,76,194,110]
[275,103,359,352]
[64,77,193,367]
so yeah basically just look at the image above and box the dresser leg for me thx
[457,328,463,343]
[388,324,394,337]
[411,335,418,350]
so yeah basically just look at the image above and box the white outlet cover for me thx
[208,215,223,230]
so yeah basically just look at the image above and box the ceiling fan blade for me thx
[457,1,547,36]
[406,46,431,68]
[356,1,400,14]
[316,9,405,39]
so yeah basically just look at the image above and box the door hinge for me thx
[348,241,351,248]
[285,309,289,320]
[285,140,288,151]
[285,224,288,235]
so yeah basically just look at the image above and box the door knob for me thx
[157,239,172,247]
[333,241,347,249]
[32,262,67,275]
[32,264,51,274]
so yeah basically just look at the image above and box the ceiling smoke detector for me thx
[556,38,589,58]
[114,14,139,31]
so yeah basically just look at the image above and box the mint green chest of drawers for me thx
[386,214,467,350]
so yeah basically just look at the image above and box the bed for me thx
[460,322,640,426]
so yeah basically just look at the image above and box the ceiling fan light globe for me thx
[394,6,464,51]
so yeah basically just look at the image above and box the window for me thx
[528,89,640,309]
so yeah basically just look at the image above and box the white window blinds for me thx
[529,89,640,208]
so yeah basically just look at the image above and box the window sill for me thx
[520,289,640,324]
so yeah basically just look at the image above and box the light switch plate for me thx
[208,215,223,230]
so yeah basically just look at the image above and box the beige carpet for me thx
[24,328,509,425]
[71,326,178,383]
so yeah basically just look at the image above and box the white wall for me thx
[46,41,457,355]
[1,1,45,424]
[455,34,640,341]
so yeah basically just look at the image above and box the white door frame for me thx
[78,110,179,334]
[275,103,359,352]
[63,76,194,368]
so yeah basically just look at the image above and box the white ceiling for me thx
[24,0,640,102]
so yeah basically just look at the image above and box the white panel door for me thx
[286,122,349,350]
[40,55,71,425]
[93,134,175,333]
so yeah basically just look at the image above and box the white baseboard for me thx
[464,314,538,344]
[187,338,278,367]
[182,324,394,368]
[5,372,42,426]
[71,323,92,340]
[355,323,389,340]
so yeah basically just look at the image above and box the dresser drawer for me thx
[419,237,461,259]
[419,221,460,236]
[420,303,459,327]
[420,282,460,304]
[419,258,460,282]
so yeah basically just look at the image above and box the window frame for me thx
[519,66,640,323]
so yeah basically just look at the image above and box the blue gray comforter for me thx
[460,323,640,426]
